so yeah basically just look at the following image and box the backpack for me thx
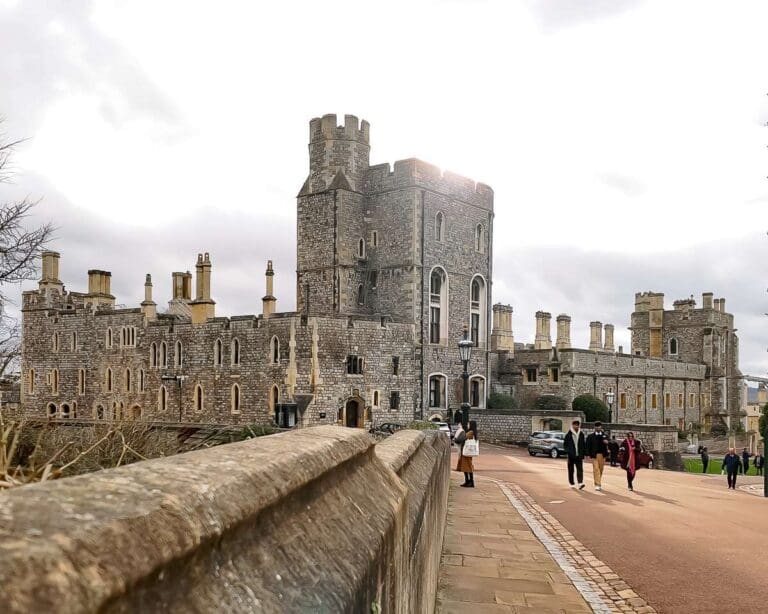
[454,429,466,445]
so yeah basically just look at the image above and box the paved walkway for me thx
[436,473,593,613]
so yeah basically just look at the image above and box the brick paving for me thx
[436,473,657,613]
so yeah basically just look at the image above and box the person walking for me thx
[620,432,641,491]
[586,421,609,491]
[754,452,764,476]
[456,420,477,488]
[722,448,742,490]
[701,447,709,473]
[741,448,751,475]
[608,436,620,467]
[563,419,586,490]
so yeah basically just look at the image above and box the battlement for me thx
[634,291,665,312]
[309,113,370,144]
[362,158,493,210]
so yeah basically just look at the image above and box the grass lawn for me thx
[684,457,763,476]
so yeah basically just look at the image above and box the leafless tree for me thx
[0,118,54,375]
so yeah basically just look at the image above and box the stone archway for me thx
[345,398,360,428]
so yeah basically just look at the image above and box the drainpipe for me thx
[486,208,493,407]
[332,189,338,313]
[420,189,426,419]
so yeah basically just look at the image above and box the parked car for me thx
[528,431,566,458]
[434,422,453,440]
[618,446,655,469]
[369,422,404,435]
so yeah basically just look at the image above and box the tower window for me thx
[231,338,241,366]
[428,374,447,408]
[357,284,365,306]
[669,337,679,356]
[27,369,35,394]
[470,376,485,408]
[475,224,485,253]
[390,391,400,410]
[106,328,113,349]
[270,336,280,364]
[159,386,167,412]
[194,384,204,412]
[524,368,537,384]
[346,355,364,375]
[52,332,59,353]
[214,339,223,366]
[371,231,378,247]
[435,211,445,242]
[105,368,112,393]
[175,341,183,367]
[150,342,158,367]
[231,384,241,414]
[429,267,448,345]
[392,356,400,376]
[549,367,559,383]
[372,390,380,408]
[470,276,486,346]
[160,342,168,368]
[358,238,366,258]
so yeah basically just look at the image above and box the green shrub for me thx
[487,392,517,409]
[571,394,609,422]
[408,420,438,431]
[534,395,567,412]
[710,422,727,437]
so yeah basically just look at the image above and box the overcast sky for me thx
[1,0,766,376]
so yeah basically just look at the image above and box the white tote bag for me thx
[463,439,480,457]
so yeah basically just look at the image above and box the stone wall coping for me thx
[582,422,677,432]
[480,409,584,417]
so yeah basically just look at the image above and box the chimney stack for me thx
[85,270,115,309]
[589,321,603,351]
[702,292,713,310]
[38,250,64,295]
[262,260,277,318]
[141,273,157,320]
[534,311,552,350]
[190,252,216,324]
[556,314,571,349]
[491,304,515,354]
[603,323,615,353]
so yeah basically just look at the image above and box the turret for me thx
[305,114,370,194]
[262,260,277,318]
[190,252,215,324]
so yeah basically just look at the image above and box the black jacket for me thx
[755,455,764,468]
[563,429,586,459]
[742,452,751,467]
[586,430,609,457]
[722,454,742,473]
[701,452,709,464]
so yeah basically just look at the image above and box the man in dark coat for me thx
[586,422,609,491]
[701,447,709,473]
[741,448,751,475]
[722,448,742,490]
[608,436,620,467]
[754,452,764,476]
[563,419,586,490]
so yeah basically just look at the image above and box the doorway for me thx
[345,399,360,428]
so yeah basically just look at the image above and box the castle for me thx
[18,114,742,432]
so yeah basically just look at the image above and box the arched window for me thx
[160,342,168,368]
[371,231,378,247]
[429,267,448,345]
[469,275,487,347]
[125,368,132,392]
[61,403,71,419]
[78,369,85,395]
[106,327,113,349]
[270,336,280,364]
[357,284,365,306]
[435,211,445,242]
[130,405,142,420]
[474,224,485,253]
[71,331,77,351]
[231,338,240,366]
[470,376,486,408]
[150,342,157,367]
[372,390,380,408]
[669,337,679,356]
[72,401,78,419]
[27,369,35,395]
[105,368,113,393]
[47,403,57,418]
[158,386,167,412]
[428,374,447,408]
[358,238,366,258]
[194,384,204,412]
[231,384,241,414]
[52,332,59,353]
[51,368,59,394]
[175,341,183,367]
[269,385,280,413]
[139,369,145,392]
[214,339,223,366]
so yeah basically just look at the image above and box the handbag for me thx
[463,439,479,457]
[454,430,466,445]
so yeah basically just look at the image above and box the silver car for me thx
[528,431,566,458]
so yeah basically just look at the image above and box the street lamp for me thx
[605,390,615,424]
[458,326,474,426]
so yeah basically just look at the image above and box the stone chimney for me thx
[603,324,615,353]
[38,251,64,295]
[702,292,713,310]
[85,270,115,310]
[262,260,277,318]
[534,311,552,350]
[491,304,515,354]
[141,274,157,321]
[190,252,215,324]
[556,314,571,349]
[589,321,603,351]
[714,298,722,312]
[719,298,726,313]
[168,271,193,317]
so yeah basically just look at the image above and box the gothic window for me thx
[358,238,366,258]
[159,386,168,412]
[160,342,168,368]
[371,231,378,247]
[139,369,145,392]
[51,368,59,394]
[429,267,448,345]
[389,391,400,410]
[392,356,400,376]
[106,328,113,349]
[61,403,71,419]
[231,338,241,366]
[194,384,204,412]
[52,332,59,353]
[175,341,183,367]
[78,369,85,395]
[669,337,679,356]
[469,275,486,346]
[270,336,280,364]
[214,339,223,366]
[71,331,77,351]
[470,376,485,408]
[346,355,364,375]
[150,342,157,367]
[357,284,365,305]
[435,211,445,242]
[369,270,378,289]
[428,374,447,408]
[47,403,57,417]
[231,384,241,414]
[372,390,380,408]
[475,224,485,253]
[27,369,35,394]
[125,368,132,392]
[269,385,280,414]
[105,368,112,393]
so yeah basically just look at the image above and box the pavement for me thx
[437,444,768,614]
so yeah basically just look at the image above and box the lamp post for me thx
[458,326,474,426]
[605,390,615,424]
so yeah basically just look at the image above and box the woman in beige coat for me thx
[456,420,477,488]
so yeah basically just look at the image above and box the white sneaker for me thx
[570,485,576,489]
[595,486,602,491]
[578,483,585,490]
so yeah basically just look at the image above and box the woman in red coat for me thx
[620,432,641,491]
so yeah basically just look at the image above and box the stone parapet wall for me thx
[582,422,681,470]
[473,409,585,444]
[0,426,450,614]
